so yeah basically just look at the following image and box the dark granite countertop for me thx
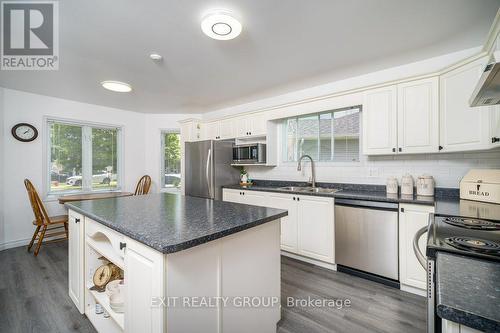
[65,193,288,254]
[436,252,500,332]
[435,198,500,222]
[224,180,460,206]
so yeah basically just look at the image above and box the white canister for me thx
[401,174,414,195]
[416,175,435,196]
[386,177,398,194]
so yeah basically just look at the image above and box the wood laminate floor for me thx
[0,242,426,333]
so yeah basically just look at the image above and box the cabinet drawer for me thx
[85,218,125,262]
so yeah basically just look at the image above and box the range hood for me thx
[470,51,500,107]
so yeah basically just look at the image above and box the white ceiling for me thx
[1,0,499,114]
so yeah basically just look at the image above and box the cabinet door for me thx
[249,113,268,136]
[222,189,243,203]
[399,204,434,291]
[267,193,298,253]
[362,85,398,155]
[205,121,219,140]
[219,118,234,139]
[297,196,334,263]
[242,190,269,207]
[397,77,439,154]
[440,57,494,152]
[234,116,249,137]
[125,238,165,333]
[68,211,84,313]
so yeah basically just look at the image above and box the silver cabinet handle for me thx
[413,225,427,269]
[206,148,212,198]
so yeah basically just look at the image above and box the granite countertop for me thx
[436,252,500,332]
[65,193,288,254]
[224,180,460,206]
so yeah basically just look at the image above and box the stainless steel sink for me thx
[278,186,304,191]
[278,186,339,194]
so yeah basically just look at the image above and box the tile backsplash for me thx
[245,150,500,188]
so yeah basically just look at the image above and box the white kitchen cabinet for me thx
[267,192,299,253]
[219,118,235,139]
[440,57,500,152]
[397,77,439,154]
[442,319,482,333]
[222,189,335,264]
[179,119,203,142]
[234,113,268,138]
[68,211,84,314]
[399,203,434,294]
[297,195,335,263]
[362,85,398,155]
[222,189,268,207]
[124,238,165,333]
[204,121,220,140]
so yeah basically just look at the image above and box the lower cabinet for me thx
[296,195,335,263]
[68,211,84,314]
[124,238,165,333]
[442,319,482,333]
[222,189,335,264]
[399,203,435,293]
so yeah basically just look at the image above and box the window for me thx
[282,107,360,162]
[48,120,121,194]
[161,131,181,191]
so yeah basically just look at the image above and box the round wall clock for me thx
[11,123,38,142]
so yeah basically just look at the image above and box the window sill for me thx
[44,188,123,202]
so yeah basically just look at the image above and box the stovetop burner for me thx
[444,237,500,254]
[443,217,500,230]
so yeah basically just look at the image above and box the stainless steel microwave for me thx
[232,143,266,164]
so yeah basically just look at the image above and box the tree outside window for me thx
[162,131,181,191]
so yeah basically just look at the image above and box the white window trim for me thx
[159,129,181,193]
[44,117,124,200]
[281,106,361,164]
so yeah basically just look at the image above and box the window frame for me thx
[160,129,181,193]
[44,117,123,198]
[281,106,361,164]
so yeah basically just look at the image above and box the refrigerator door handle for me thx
[206,148,212,198]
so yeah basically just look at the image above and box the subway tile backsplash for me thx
[245,150,500,188]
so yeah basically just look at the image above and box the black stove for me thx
[427,211,500,261]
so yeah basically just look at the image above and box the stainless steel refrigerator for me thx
[185,140,240,200]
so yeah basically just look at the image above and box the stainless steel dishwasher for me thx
[335,198,399,283]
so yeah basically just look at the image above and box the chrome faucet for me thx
[297,154,316,188]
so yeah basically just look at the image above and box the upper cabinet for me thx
[440,57,500,152]
[362,85,398,155]
[397,77,439,154]
[234,112,268,138]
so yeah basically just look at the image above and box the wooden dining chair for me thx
[134,175,152,195]
[24,179,68,256]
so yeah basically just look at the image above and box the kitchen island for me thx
[65,193,287,333]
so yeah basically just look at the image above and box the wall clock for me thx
[11,123,38,142]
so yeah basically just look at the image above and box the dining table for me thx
[58,191,134,204]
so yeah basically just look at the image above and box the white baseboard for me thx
[400,283,426,297]
[0,238,31,251]
[281,251,337,271]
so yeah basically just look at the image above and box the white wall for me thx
[0,88,149,250]
[144,113,200,193]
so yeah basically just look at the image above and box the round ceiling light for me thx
[201,10,242,40]
[101,80,132,93]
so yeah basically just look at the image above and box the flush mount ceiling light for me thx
[150,53,163,61]
[201,9,242,40]
[101,80,132,93]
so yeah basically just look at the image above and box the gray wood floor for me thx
[0,242,426,333]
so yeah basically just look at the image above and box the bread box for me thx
[460,169,500,204]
